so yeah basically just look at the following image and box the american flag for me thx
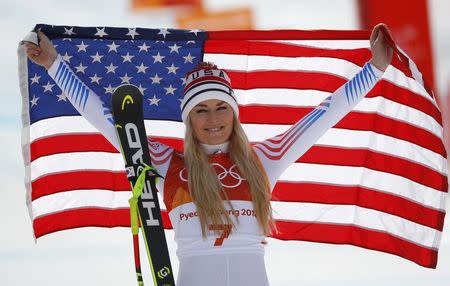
[19,24,448,268]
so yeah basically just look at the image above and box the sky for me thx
[1,0,449,285]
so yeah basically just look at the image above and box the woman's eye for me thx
[217,106,227,111]
[196,109,207,113]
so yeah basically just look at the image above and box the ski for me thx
[111,84,175,286]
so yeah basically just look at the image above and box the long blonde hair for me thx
[184,114,276,238]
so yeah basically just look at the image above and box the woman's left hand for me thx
[369,23,394,72]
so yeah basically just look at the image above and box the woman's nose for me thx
[206,111,220,124]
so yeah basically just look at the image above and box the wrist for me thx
[369,58,387,72]
[44,54,58,70]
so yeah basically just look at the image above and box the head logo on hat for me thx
[180,62,239,123]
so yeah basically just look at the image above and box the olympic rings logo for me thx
[179,163,245,188]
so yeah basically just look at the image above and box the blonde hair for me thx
[184,115,276,238]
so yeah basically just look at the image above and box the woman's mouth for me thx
[205,127,224,133]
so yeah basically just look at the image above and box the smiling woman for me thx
[189,99,234,145]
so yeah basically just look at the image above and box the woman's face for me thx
[189,99,234,145]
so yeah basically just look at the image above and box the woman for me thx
[24,23,393,285]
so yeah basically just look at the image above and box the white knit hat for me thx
[180,63,238,123]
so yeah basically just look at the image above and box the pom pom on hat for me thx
[180,62,239,123]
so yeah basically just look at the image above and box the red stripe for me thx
[242,105,445,157]
[272,182,446,231]
[229,70,346,91]
[272,220,438,268]
[205,39,372,63]
[30,133,118,161]
[31,171,130,200]
[207,30,372,40]
[33,208,173,239]
[30,135,183,162]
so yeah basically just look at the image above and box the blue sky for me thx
[1,0,449,285]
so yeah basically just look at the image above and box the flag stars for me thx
[95,27,108,38]
[183,52,195,63]
[136,63,149,73]
[120,73,133,84]
[189,29,201,36]
[180,77,187,85]
[164,84,177,95]
[30,74,41,85]
[137,84,147,94]
[63,27,76,36]
[104,84,115,94]
[152,52,165,63]
[90,74,102,84]
[148,95,161,106]
[90,52,104,63]
[107,41,120,52]
[56,93,67,102]
[150,74,162,84]
[138,42,150,52]
[105,63,118,74]
[75,63,88,74]
[76,41,89,52]
[42,81,55,93]
[121,52,134,63]
[30,95,39,107]
[62,52,73,63]
[166,63,179,75]
[157,28,171,38]
[127,28,140,39]
[168,43,181,53]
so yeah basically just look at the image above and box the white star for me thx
[152,52,165,63]
[30,95,39,107]
[43,81,55,93]
[157,28,171,38]
[62,38,72,42]
[76,41,89,52]
[105,63,118,74]
[62,52,72,63]
[121,52,134,63]
[56,93,67,102]
[30,74,41,85]
[164,84,177,95]
[90,74,102,84]
[75,63,88,74]
[90,52,104,63]
[107,42,120,52]
[136,63,149,73]
[168,43,181,53]
[183,52,195,63]
[137,84,147,94]
[180,77,187,85]
[150,74,162,84]
[148,95,161,106]
[187,40,196,44]
[120,73,132,84]
[63,27,76,36]
[104,84,115,94]
[189,29,201,36]
[138,42,150,52]
[95,27,108,38]
[166,63,179,75]
[127,28,140,39]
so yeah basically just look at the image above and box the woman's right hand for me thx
[24,31,57,70]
